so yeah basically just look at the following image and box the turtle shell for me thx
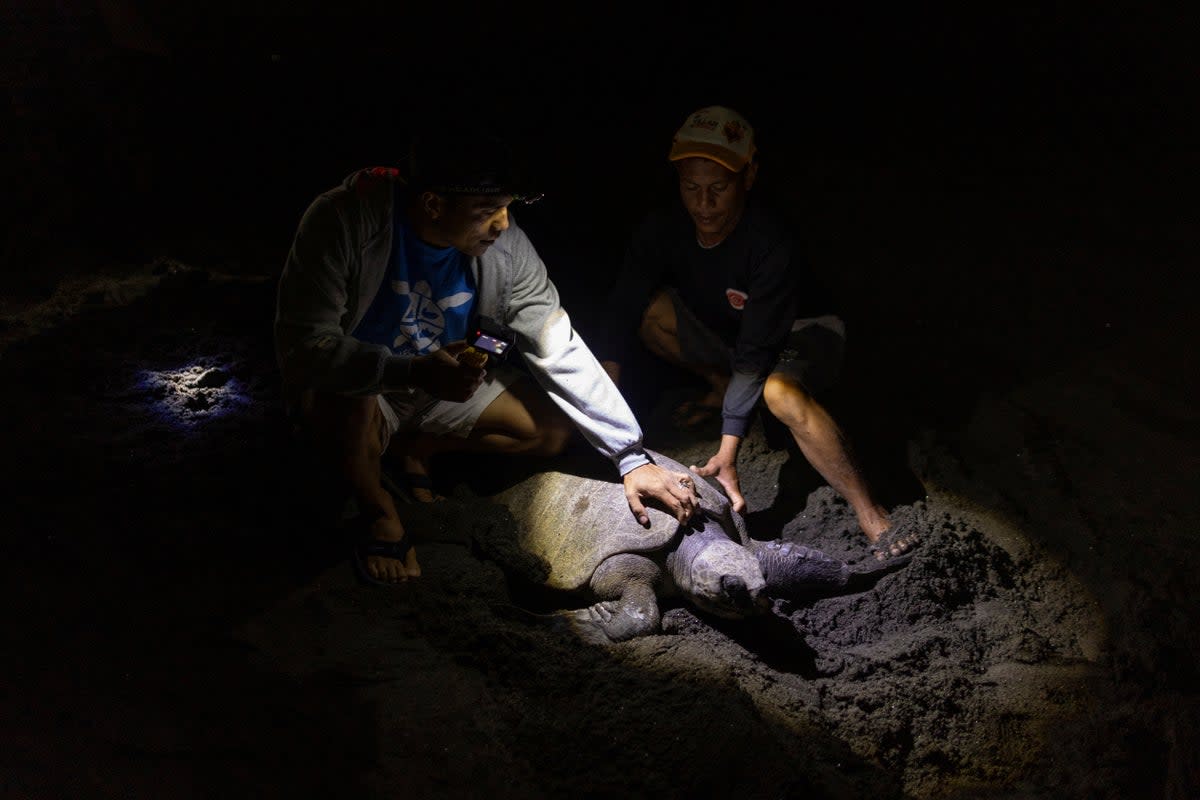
[492,449,739,591]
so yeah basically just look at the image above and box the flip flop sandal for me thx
[352,536,414,586]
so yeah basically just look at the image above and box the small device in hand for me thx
[470,328,511,357]
[459,317,514,366]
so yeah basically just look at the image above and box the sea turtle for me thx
[483,449,909,644]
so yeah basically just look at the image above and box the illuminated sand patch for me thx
[135,361,252,429]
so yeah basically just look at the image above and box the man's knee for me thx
[637,290,676,346]
[475,383,575,457]
[531,409,574,457]
[763,374,817,429]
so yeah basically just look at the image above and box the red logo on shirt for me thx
[726,288,748,310]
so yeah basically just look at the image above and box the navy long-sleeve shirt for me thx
[597,202,835,437]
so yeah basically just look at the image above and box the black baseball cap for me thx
[406,130,542,204]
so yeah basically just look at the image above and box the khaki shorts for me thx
[375,361,524,451]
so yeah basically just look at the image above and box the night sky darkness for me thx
[8,3,1196,275]
[7,3,1196,401]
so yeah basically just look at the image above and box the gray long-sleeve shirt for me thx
[274,167,651,475]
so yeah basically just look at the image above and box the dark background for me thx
[7,3,1196,267]
[5,1,1196,407]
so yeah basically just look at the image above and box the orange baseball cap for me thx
[668,106,756,172]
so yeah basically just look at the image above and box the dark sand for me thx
[2,190,1197,798]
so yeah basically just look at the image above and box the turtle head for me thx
[683,538,770,619]
[717,574,768,616]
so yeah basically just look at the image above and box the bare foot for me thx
[857,506,891,543]
[871,512,921,562]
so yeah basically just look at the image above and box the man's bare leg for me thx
[763,374,916,555]
[639,291,728,421]
[466,378,576,455]
[304,392,419,583]
[386,375,577,501]
[385,376,577,502]
[304,377,577,582]
[635,294,916,557]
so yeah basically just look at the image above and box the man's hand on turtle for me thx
[623,463,699,528]
[690,450,746,513]
[411,341,486,402]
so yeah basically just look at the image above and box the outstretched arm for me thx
[690,434,746,513]
[499,224,699,525]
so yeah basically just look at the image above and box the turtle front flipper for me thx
[558,594,659,644]
[752,540,853,598]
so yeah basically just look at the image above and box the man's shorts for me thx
[665,287,847,398]
[375,361,524,451]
